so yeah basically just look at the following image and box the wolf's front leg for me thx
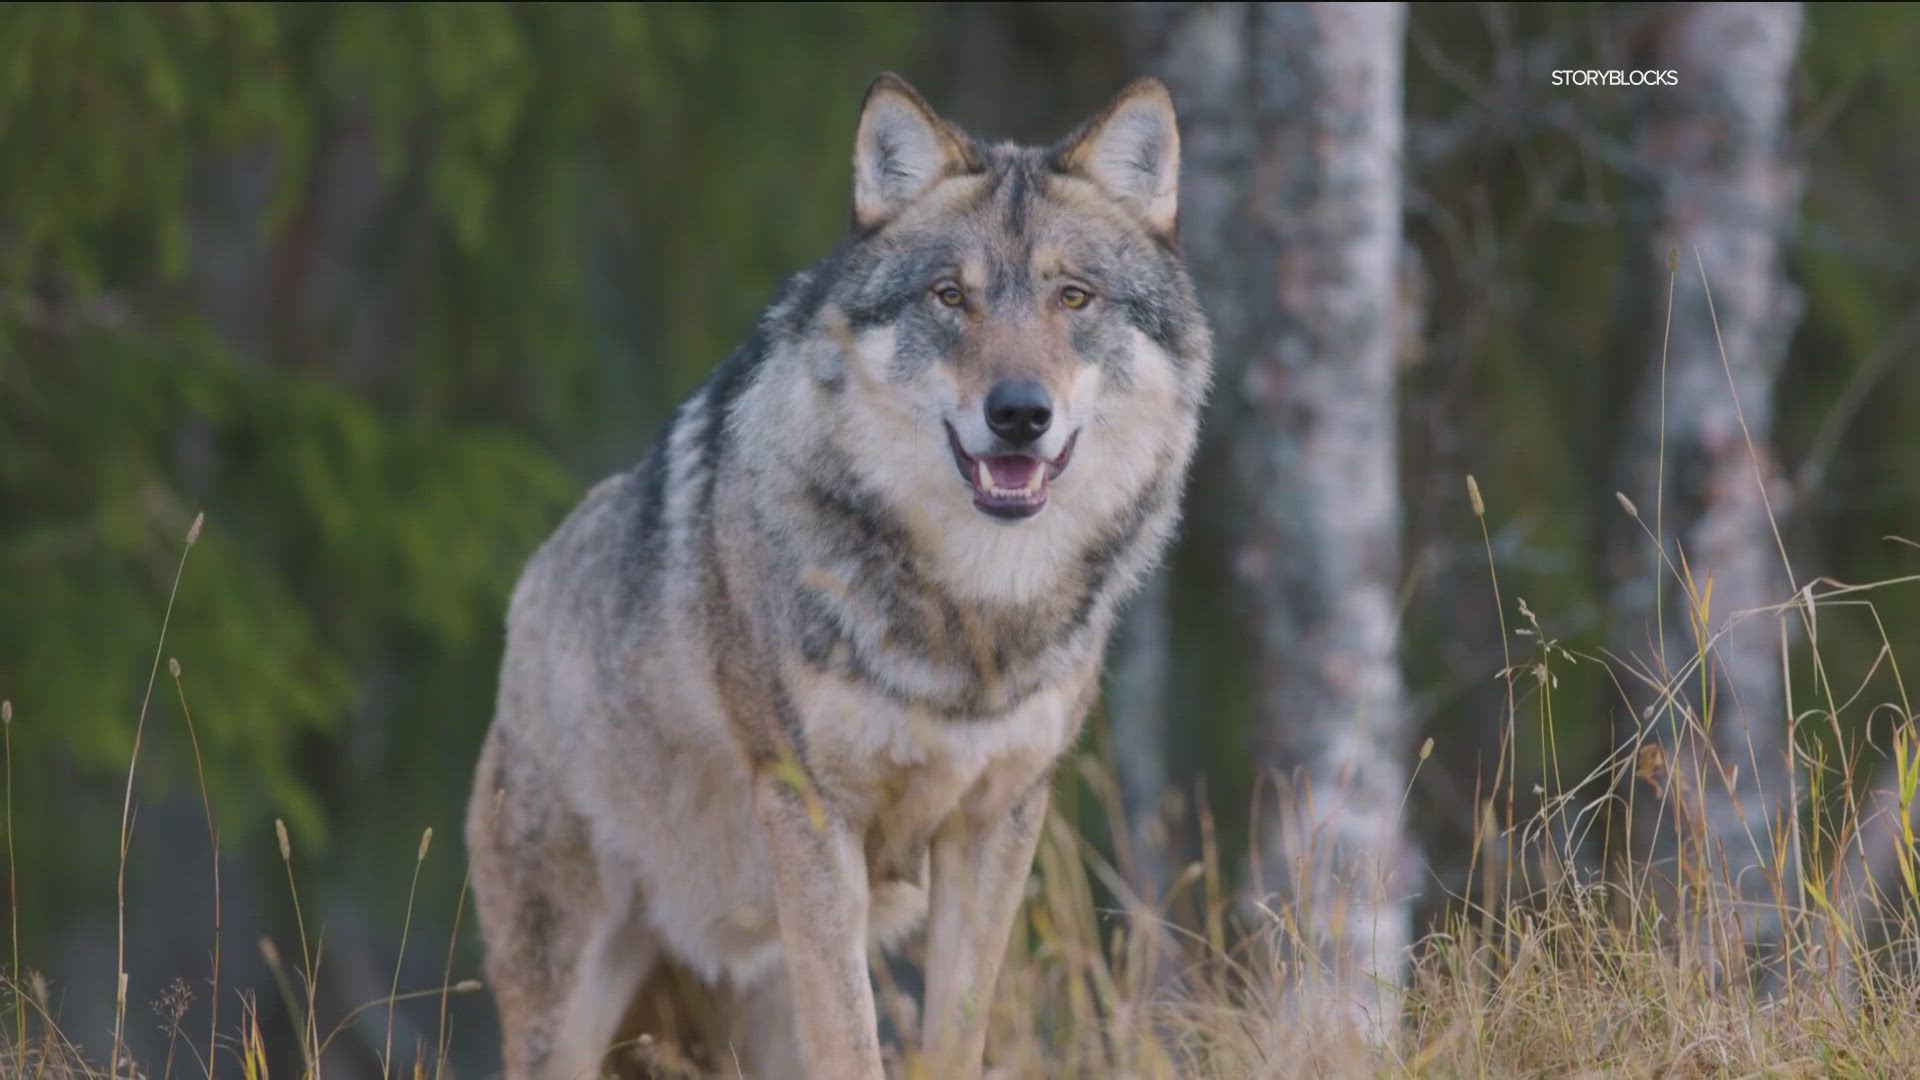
[754,772,885,1080]
[920,781,1050,1078]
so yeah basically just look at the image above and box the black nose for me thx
[984,379,1052,444]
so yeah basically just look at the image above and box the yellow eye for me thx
[934,284,966,308]
[1060,285,1092,310]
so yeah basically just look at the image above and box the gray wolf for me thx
[465,72,1211,1079]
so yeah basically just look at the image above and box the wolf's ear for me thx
[853,74,974,230]
[1054,78,1180,238]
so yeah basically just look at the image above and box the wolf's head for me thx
[770,74,1211,604]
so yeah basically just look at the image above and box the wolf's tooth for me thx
[1025,463,1045,494]
[977,460,992,491]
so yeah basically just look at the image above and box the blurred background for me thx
[3,3,1917,1075]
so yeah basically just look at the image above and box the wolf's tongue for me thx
[982,455,1042,491]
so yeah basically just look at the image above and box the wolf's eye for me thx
[1059,285,1092,310]
[934,283,966,308]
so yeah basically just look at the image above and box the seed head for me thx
[168,657,181,678]
[275,818,291,862]
[1419,737,1434,761]
[1616,492,1640,519]
[186,512,204,546]
[418,827,434,862]
[1466,475,1485,518]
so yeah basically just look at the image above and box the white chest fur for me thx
[643,665,1087,988]
[788,664,1082,852]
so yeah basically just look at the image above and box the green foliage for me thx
[0,2,918,903]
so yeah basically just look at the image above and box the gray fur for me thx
[468,74,1210,1079]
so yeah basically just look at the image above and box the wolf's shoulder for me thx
[514,469,646,598]
[510,259,838,625]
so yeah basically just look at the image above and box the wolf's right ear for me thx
[853,74,975,231]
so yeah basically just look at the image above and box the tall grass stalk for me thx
[4,698,18,1067]
[433,839,477,1080]
[111,511,202,1080]
[272,818,322,1074]
[384,828,432,1078]
[169,659,221,1080]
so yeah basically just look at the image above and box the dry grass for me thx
[963,537,1920,1077]
[974,749,1920,1079]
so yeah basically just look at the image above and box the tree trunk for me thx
[1607,1,1804,983]
[1146,1,1415,1033]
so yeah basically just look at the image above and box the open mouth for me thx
[944,423,1078,521]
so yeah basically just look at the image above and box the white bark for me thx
[1608,1,1804,980]
[1146,1,1415,1033]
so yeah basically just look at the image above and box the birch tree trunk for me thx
[1146,1,1415,1033]
[1607,1,1804,983]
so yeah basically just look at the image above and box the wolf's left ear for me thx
[1054,78,1181,238]
[853,74,976,231]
